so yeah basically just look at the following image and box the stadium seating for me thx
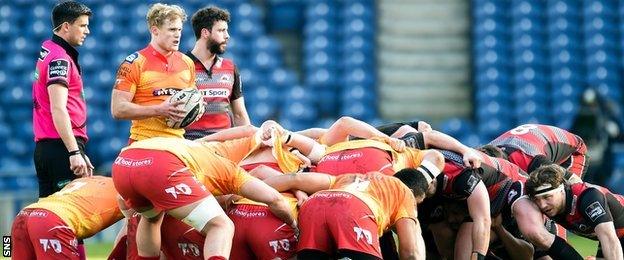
[471,0,623,141]
[0,0,378,191]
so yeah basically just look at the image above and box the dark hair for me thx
[52,1,92,31]
[525,164,565,197]
[394,168,429,198]
[191,6,231,40]
[478,144,508,160]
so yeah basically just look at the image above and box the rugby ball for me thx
[165,88,205,128]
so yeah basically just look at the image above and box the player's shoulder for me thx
[39,40,69,64]
[122,50,147,65]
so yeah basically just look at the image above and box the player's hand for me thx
[417,121,433,132]
[69,153,91,177]
[491,214,502,228]
[159,100,187,121]
[385,137,406,152]
[462,149,482,168]
[294,190,309,207]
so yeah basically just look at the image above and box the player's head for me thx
[394,168,434,203]
[477,144,508,160]
[526,164,567,217]
[191,6,231,55]
[52,1,92,46]
[147,3,187,52]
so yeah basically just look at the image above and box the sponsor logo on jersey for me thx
[153,88,182,96]
[200,88,230,98]
[114,157,154,167]
[585,201,606,222]
[48,59,69,79]
[125,52,139,63]
[38,47,50,61]
[466,175,479,193]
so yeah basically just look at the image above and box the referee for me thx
[32,1,94,198]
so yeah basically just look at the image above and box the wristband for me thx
[473,251,485,260]
[68,150,81,156]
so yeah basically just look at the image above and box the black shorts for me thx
[33,137,86,197]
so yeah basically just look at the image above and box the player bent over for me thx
[11,176,125,259]
[526,165,624,260]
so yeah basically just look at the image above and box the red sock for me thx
[137,256,160,260]
[107,235,127,260]
[77,243,86,260]
[207,256,227,260]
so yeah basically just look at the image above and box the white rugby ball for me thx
[165,88,205,128]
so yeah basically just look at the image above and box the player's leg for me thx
[167,195,234,259]
[10,209,36,259]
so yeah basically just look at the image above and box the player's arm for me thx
[594,222,623,260]
[296,127,327,140]
[48,84,93,176]
[231,97,250,126]
[262,172,334,194]
[196,125,258,142]
[466,181,491,258]
[322,116,400,148]
[239,177,297,228]
[421,130,482,168]
[581,189,623,260]
[395,218,424,260]
[110,61,186,120]
[111,89,186,120]
[230,67,251,126]
[491,214,534,260]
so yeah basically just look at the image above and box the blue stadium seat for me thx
[253,51,282,71]
[269,68,297,88]
[305,1,338,20]
[305,50,337,70]
[313,87,338,116]
[511,0,545,17]
[438,117,475,140]
[473,1,509,17]
[253,36,281,54]
[340,101,376,122]
[341,2,374,20]
[514,83,548,101]
[246,85,277,105]
[305,68,335,88]
[282,100,318,124]
[474,18,509,35]
[342,50,374,69]
[340,84,376,103]
[342,35,374,52]
[249,102,276,125]
[459,133,483,148]
[546,1,581,17]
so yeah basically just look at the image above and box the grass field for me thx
[81,234,599,259]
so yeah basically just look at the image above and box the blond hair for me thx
[146,3,187,28]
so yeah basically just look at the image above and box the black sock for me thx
[546,236,583,260]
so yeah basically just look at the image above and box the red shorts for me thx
[227,204,297,260]
[161,215,205,260]
[316,147,394,176]
[11,208,79,260]
[112,148,209,212]
[297,191,381,258]
[126,213,205,260]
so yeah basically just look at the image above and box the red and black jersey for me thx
[436,149,528,216]
[554,183,624,240]
[488,124,588,178]
[184,53,243,137]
